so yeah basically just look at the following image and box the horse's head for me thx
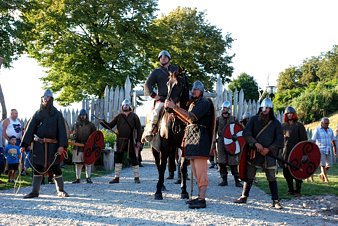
[166,67,187,103]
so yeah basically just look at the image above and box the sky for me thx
[0,0,337,119]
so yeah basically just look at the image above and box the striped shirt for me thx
[311,127,335,154]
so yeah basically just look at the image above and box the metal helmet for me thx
[284,106,296,114]
[121,99,131,107]
[222,100,231,108]
[191,80,204,93]
[79,109,87,115]
[260,97,273,111]
[43,89,53,98]
[158,50,171,60]
[242,112,251,120]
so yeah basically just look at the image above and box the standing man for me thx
[3,109,25,175]
[71,109,97,184]
[165,80,214,209]
[282,106,308,196]
[311,117,336,183]
[215,100,242,187]
[234,97,284,209]
[240,112,251,128]
[103,99,142,184]
[3,109,23,146]
[20,89,69,198]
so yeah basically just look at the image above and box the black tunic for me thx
[144,64,178,101]
[243,115,283,168]
[20,106,68,166]
[184,97,213,158]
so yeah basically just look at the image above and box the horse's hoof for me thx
[155,193,163,200]
[181,192,189,199]
[161,185,168,192]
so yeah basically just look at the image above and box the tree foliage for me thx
[275,45,338,123]
[0,0,25,68]
[228,72,258,101]
[150,7,234,91]
[16,3,234,105]
[21,0,158,105]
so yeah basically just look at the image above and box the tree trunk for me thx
[0,83,7,120]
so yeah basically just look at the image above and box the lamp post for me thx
[266,85,276,100]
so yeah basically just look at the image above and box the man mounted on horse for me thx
[142,50,190,200]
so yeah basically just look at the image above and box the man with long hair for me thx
[282,106,307,196]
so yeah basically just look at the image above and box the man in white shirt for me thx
[311,117,337,183]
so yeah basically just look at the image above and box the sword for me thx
[267,152,303,171]
[92,114,118,135]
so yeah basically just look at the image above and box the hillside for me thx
[304,111,338,131]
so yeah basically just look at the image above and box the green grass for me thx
[0,164,111,191]
[255,163,338,199]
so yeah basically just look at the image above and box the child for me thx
[5,136,21,183]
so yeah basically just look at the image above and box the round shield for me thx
[224,122,245,155]
[288,141,320,180]
[83,131,105,165]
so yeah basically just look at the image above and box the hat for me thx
[79,109,87,115]
[9,136,16,140]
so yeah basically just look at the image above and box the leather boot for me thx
[134,177,141,184]
[109,177,119,183]
[132,165,140,183]
[109,163,122,183]
[24,175,42,199]
[269,180,279,201]
[218,177,228,186]
[188,198,206,209]
[167,171,174,179]
[54,175,69,197]
[218,164,228,186]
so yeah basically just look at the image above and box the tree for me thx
[0,1,25,68]
[228,73,258,101]
[0,0,27,119]
[21,0,158,105]
[148,7,234,91]
[275,45,338,122]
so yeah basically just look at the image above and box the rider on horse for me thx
[143,50,179,143]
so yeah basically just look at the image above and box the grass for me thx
[255,163,338,200]
[305,111,338,131]
[0,164,111,191]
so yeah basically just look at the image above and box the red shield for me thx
[223,122,245,155]
[288,141,320,180]
[238,144,249,181]
[83,131,105,165]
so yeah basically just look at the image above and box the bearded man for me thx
[20,89,69,198]
[103,99,142,184]
[234,97,283,209]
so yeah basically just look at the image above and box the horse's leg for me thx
[154,140,169,200]
[167,146,176,179]
[152,148,160,172]
[180,157,189,199]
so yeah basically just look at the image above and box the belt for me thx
[34,135,58,144]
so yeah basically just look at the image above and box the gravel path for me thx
[1,148,337,225]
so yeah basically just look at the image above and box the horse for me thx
[150,68,190,200]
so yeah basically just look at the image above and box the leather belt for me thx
[34,135,58,144]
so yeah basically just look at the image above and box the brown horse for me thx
[151,68,190,200]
